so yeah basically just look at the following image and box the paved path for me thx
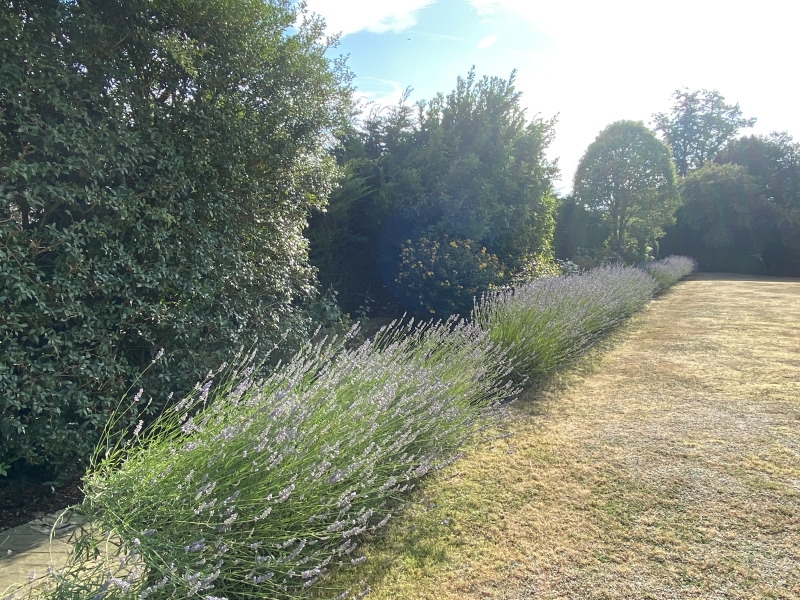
[0,509,82,596]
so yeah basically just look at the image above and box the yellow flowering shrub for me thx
[395,236,508,315]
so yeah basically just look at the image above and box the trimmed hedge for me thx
[0,0,351,470]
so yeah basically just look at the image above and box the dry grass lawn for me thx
[311,273,800,600]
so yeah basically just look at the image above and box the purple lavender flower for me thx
[199,379,213,402]
[276,483,295,503]
[184,540,205,553]
[253,572,274,584]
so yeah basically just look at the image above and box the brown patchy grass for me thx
[310,274,800,600]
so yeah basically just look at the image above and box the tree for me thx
[661,132,800,275]
[308,69,559,316]
[717,133,800,258]
[652,88,756,176]
[573,121,679,262]
[680,163,768,250]
[553,194,611,265]
[0,0,351,470]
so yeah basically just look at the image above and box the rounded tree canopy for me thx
[652,88,756,176]
[573,120,679,261]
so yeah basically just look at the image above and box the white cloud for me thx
[466,0,798,189]
[476,34,498,49]
[467,0,499,16]
[351,77,408,110]
[303,0,435,36]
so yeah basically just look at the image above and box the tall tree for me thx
[308,69,559,316]
[573,121,679,261]
[718,133,800,250]
[661,132,800,275]
[0,0,351,469]
[652,88,756,176]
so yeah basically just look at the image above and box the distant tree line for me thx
[662,132,800,274]
[556,89,800,276]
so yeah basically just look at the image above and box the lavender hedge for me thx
[641,255,698,291]
[473,264,661,381]
[19,257,695,600]
[28,319,513,600]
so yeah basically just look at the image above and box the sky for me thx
[303,0,799,192]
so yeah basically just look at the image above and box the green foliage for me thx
[718,133,800,268]
[553,194,611,264]
[395,236,508,316]
[573,121,680,262]
[307,69,559,316]
[309,284,346,327]
[652,88,756,176]
[0,0,351,470]
[680,163,767,249]
[306,152,377,311]
[662,133,800,275]
[509,252,563,284]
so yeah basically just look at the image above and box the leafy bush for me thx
[0,0,351,470]
[500,252,563,288]
[33,319,512,599]
[394,236,509,316]
[474,265,660,380]
[641,255,697,290]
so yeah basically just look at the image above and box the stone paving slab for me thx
[0,510,82,596]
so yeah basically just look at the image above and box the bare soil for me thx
[0,470,83,533]
[316,273,800,599]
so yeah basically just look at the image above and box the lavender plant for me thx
[641,255,697,290]
[474,264,660,380]
[30,319,513,600]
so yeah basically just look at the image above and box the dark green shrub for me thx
[662,133,800,276]
[395,235,508,316]
[0,0,351,470]
[307,70,559,315]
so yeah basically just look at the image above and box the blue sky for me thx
[305,0,799,191]
[330,0,550,105]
